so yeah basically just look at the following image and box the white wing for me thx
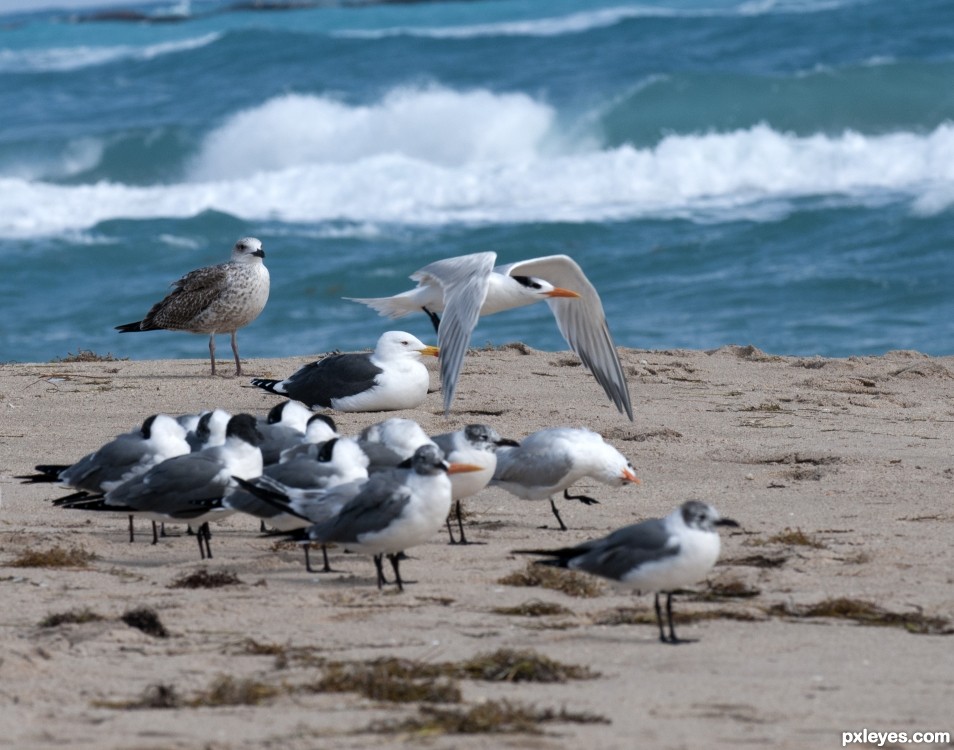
[413,252,497,415]
[497,255,633,420]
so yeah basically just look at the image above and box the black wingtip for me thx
[250,378,283,395]
[115,321,143,333]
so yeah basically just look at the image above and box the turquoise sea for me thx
[2,0,954,363]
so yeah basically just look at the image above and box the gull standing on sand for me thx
[346,252,633,419]
[244,444,482,590]
[116,237,270,376]
[228,436,370,572]
[57,414,264,559]
[430,424,519,545]
[492,426,639,531]
[21,414,190,543]
[514,500,739,643]
[250,331,439,412]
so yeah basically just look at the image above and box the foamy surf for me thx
[5,92,954,237]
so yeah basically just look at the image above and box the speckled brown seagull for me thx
[116,237,270,376]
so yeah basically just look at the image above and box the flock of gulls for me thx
[25,238,739,644]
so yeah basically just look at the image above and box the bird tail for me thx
[231,476,310,522]
[54,496,129,512]
[249,378,287,395]
[51,490,99,506]
[115,320,144,333]
[511,548,575,568]
[343,295,417,319]
[17,464,70,483]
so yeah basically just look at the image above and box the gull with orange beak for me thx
[346,252,633,419]
[491,427,640,531]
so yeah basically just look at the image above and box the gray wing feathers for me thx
[61,435,151,491]
[307,473,412,544]
[493,446,574,489]
[419,253,496,415]
[106,453,225,510]
[572,519,678,579]
[507,255,633,420]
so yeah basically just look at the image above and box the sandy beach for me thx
[1,344,952,749]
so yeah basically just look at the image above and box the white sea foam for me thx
[187,87,557,180]
[7,94,954,237]
[0,32,219,73]
[336,0,860,40]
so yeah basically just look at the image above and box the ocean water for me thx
[2,0,954,365]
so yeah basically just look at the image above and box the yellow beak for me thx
[420,345,440,357]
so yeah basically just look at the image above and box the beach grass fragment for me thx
[10,545,97,568]
[39,608,105,628]
[769,598,953,635]
[304,659,461,704]
[491,599,574,617]
[51,349,126,363]
[498,562,603,598]
[121,607,168,638]
[369,700,609,736]
[168,568,242,589]
[456,648,598,683]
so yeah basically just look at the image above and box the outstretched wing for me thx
[498,255,633,420]
[412,252,497,415]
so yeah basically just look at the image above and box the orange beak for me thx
[420,345,440,357]
[448,463,485,474]
[622,468,640,484]
[545,287,581,299]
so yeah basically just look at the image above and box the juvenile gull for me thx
[116,237,270,376]
[250,331,438,412]
[347,252,633,419]
[514,500,739,643]
[430,424,519,544]
[492,426,639,531]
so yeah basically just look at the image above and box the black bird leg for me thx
[196,522,213,560]
[654,592,686,644]
[422,306,441,334]
[564,488,600,506]
[128,515,135,543]
[303,544,334,573]
[548,497,569,531]
[373,554,387,588]
[446,500,470,545]
[151,521,159,545]
[654,593,667,642]
[387,553,405,592]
